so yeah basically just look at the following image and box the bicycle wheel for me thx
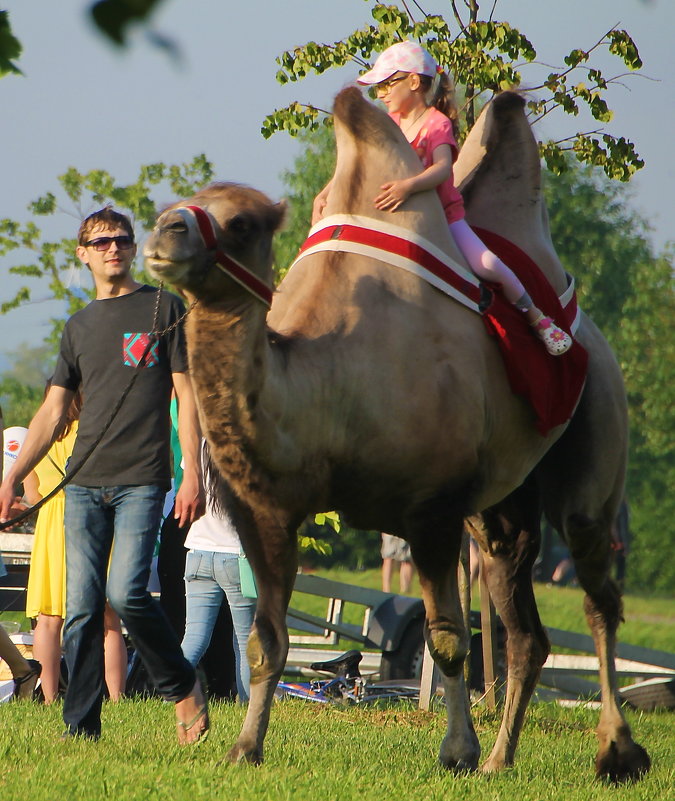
[357,679,420,705]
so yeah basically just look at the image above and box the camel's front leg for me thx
[226,514,297,765]
[411,518,480,772]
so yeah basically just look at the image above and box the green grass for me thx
[2,569,672,799]
[0,697,673,801]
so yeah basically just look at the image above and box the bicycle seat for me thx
[310,649,363,678]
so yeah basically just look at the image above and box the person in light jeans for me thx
[181,441,256,701]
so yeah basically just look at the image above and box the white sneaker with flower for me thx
[533,316,573,356]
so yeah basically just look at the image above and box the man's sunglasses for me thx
[83,235,135,252]
[375,75,408,96]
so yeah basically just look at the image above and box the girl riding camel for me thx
[313,41,572,356]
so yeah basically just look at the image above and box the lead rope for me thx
[0,283,198,531]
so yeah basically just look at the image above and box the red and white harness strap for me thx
[293,214,483,314]
[292,214,581,333]
[174,205,274,308]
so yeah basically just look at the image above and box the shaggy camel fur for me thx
[144,88,649,781]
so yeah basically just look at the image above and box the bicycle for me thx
[275,649,420,705]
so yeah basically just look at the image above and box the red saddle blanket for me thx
[474,227,588,435]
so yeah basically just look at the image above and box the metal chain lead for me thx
[151,281,198,340]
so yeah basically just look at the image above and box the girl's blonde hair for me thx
[420,71,459,137]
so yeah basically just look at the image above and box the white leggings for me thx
[449,219,527,306]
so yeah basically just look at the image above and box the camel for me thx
[143,87,649,781]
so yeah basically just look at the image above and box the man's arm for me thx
[0,385,73,521]
[171,371,205,527]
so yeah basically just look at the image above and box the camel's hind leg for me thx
[408,499,480,771]
[225,508,298,765]
[468,481,550,773]
[557,511,651,782]
[537,356,650,782]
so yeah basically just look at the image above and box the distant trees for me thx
[543,162,674,593]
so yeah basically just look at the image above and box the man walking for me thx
[0,207,208,742]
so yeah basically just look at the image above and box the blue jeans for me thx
[63,485,195,738]
[181,550,256,701]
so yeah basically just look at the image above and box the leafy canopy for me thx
[262,1,643,182]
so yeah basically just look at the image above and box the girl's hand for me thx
[312,193,328,225]
[312,180,333,225]
[374,179,412,212]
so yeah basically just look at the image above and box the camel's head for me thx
[144,182,285,305]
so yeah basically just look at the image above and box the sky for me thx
[0,0,672,370]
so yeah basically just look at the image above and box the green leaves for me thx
[0,11,22,77]
[261,102,328,140]
[265,2,644,181]
[607,29,643,70]
[314,511,341,533]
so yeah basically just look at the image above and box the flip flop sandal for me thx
[177,704,210,745]
[13,659,42,701]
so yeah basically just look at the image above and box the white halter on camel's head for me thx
[170,205,274,308]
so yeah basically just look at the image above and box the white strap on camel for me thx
[292,213,483,314]
[559,274,581,334]
[173,205,274,308]
[293,213,581,333]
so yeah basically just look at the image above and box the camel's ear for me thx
[267,200,287,233]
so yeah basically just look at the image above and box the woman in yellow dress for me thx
[24,386,127,703]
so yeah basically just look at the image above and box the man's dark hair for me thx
[77,206,134,245]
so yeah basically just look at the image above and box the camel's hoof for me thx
[438,755,479,773]
[438,742,480,773]
[480,755,509,774]
[221,743,263,766]
[595,740,651,784]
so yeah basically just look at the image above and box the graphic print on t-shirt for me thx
[123,332,159,368]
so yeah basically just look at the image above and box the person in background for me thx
[0,405,42,699]
[0,207,206,742]
[181,441,256,702]
[381,533,415,594]
[23,382,127,703]
[612,498,632,591]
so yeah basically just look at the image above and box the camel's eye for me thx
[228,213,256,242]
[167,219,188,233]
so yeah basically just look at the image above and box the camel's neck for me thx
[185,301,302,501]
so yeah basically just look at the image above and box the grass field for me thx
[0,696,673,801]
[1,568,673,800]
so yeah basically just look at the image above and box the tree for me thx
[263,1,643,181]
[274,126,336,278]
[0,156,214,351]
[0,343,52,426]
[543,161,674,593]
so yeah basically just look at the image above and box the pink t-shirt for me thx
[390,107,465,224]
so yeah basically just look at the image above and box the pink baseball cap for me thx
[357,41,437,85]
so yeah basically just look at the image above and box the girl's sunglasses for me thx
[375,75,408,96]
[83,235,135,252]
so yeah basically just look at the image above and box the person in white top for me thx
[181,441,256,701]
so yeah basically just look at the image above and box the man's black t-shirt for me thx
[52,285,187,489]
